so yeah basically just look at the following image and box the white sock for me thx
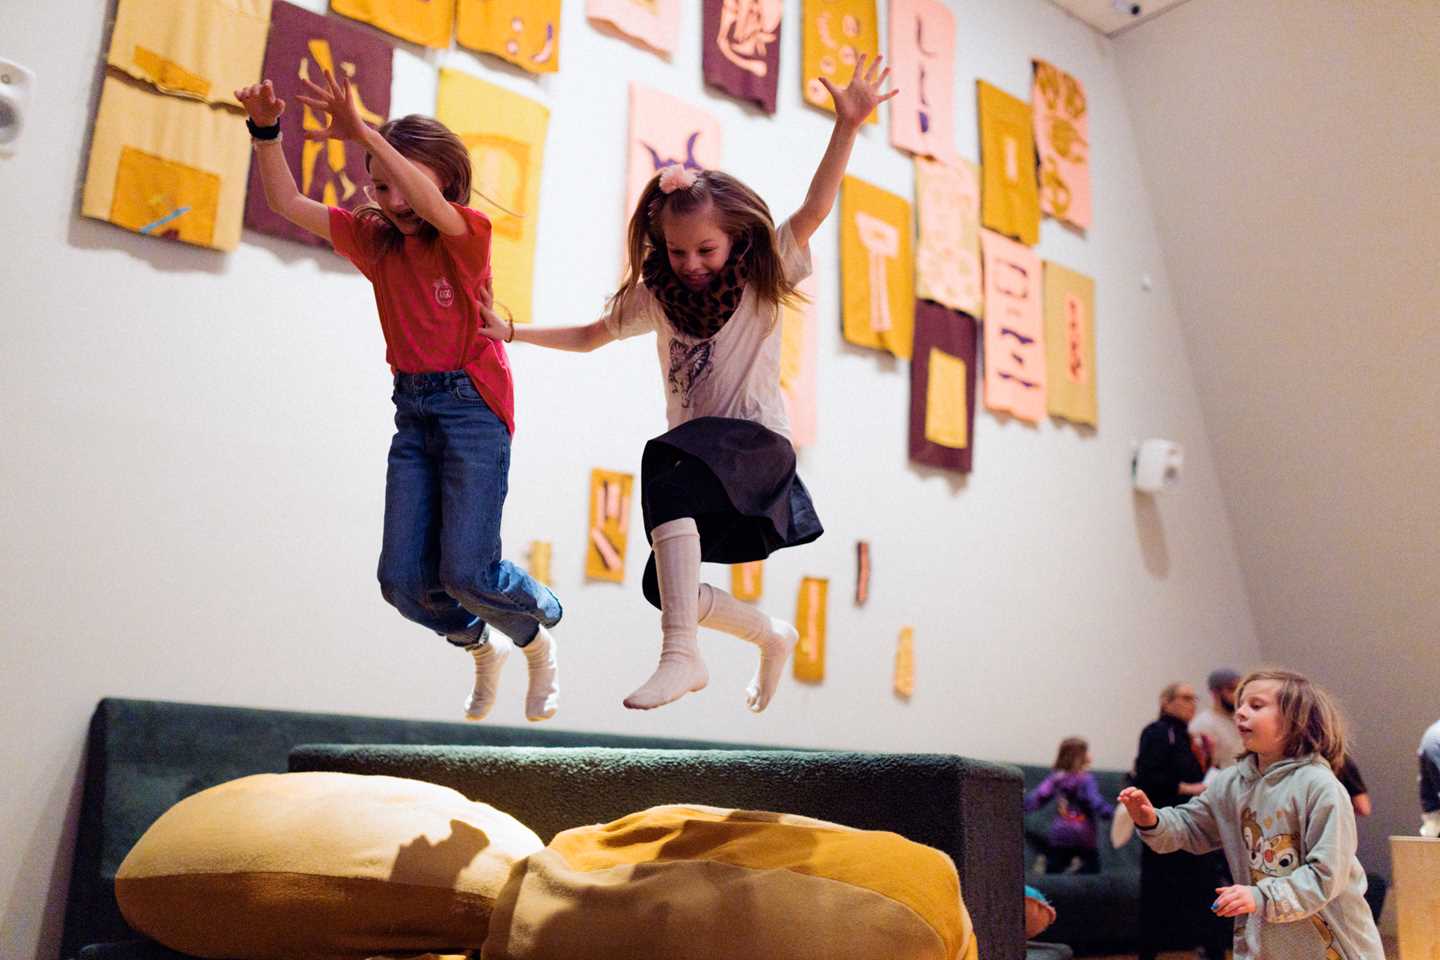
[519,625,559,722]
[624,517,709,710]
[698,583,797,713]
[463,632,512,721]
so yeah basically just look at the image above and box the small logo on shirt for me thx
[432,279,455,308]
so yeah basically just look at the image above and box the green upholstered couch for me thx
[63,698,1025,960]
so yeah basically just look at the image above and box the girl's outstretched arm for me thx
[789,54,898,247]
[297,69,467,237]
[235,81,331,241]
[476,291,616,353]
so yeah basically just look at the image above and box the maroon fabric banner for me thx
[908,301,978,474]
[244,1,392,247]
[701,0,782,115]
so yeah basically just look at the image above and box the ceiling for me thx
[1046,0,1195,36]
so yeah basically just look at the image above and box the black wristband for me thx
[246,119,281,140]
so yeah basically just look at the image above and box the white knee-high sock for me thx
[698,583,798,713]
[623,517,709,710]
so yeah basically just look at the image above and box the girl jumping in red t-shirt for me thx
[235,71,561,723]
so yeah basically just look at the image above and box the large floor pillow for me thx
[115,772,542,959]
[481,804,978,960]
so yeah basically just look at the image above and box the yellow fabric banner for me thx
[731,561,764,602]
[82,73,251,251]
[793,576,828,683]
[801,0,878,124]
[437,68,549,327]
[978,80,1040,245]
[840,176,915,359]
[1043,261,1098,426]
[107,0,272,108]
[331,0,454,48]
[456,0,560,73]
[584,468,632,582]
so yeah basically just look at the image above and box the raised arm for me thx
[296,69,467,237]
[788,54,898,248]
[235,81,331,241]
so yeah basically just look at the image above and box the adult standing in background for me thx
[1188,667,1243,771]
[1131,682,1230,960]
[1421,718,1440,837]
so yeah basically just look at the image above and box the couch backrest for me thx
[1018,763,1141,875]
[64,699,1025,960]
[61,698,770,958]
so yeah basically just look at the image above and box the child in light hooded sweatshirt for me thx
[1118,669,1383,959]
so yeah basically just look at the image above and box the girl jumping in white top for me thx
[482,58,896,713]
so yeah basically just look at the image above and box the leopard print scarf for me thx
[641,237,750,341]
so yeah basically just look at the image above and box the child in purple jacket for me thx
[1026,737,1116,874]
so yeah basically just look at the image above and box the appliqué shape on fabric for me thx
[667,338,714,409]
[433,278,455,308]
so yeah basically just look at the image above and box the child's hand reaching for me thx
[1117,787,1159,828]
[1212,884,1258,917]
[818,53,899,130]
[475,281,515,343]
[295,68,370,143]
[235,80,285,126]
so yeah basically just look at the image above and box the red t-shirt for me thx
[329,203,515,434]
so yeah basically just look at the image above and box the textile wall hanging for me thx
[702,0,782,114]
[908,301,977,473]
[585,469,633,582]
[977,80,1039,246]
[1032,59,1090,230]
[915,156,982,318]
[801,0,878,123]
[587,0,681,57]
[437,68,549,326]
[244,0,393,247]
[329,0,454,48]
[457,0,561,73]
[840,175,914,360]
[1042,261,1097,426]
[980,229,1046,422]
[887,0,956,163]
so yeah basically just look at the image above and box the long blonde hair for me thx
[1237,669,1347,767]
[609,168,804,319]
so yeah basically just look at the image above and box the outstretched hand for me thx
[1117,787,1159,829]
[295,68,370,142]
[235,80,285,126]
[818,53,898,129]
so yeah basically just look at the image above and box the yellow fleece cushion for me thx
[115,772,542,959]
[482,804,980,960]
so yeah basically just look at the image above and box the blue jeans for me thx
[377,371,562,647]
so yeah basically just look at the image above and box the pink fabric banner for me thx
[245,1,392,248]
[980,229,1046,422]
[1032,58,1092,229]
[888,0,957,163]
[626,83,723,223]
[588,0,682,57]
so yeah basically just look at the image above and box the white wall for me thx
[0,1,1260,956]
[1114,0,1440,882]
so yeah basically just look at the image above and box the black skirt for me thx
[640,416,823,564]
